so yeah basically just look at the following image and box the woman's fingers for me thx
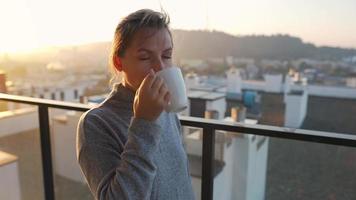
[151,77,164,95]
[133,70,172,121]
[158,82,168,95]
[163,91,171,104]
[140,70,155,90]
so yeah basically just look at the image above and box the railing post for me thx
[201,127,215,200]
[38,106,55,200]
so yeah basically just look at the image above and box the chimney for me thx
[231,106,246,122]
[226,67,242,94]
[79,95,88,104]
[203,109,221,142]
[204,109,219,119]
[185,72,199,90]
[0,71,7,93]
[0,72,8,111]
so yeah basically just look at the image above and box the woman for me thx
[76,9,195,200]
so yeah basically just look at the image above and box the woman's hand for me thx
[133,70,171,121]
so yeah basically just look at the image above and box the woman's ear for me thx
[113,56,123,72]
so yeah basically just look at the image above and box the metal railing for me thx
[1,93,356,200]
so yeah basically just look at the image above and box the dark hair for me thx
[109,9,171,85]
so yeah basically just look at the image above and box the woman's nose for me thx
[152,57,167,72]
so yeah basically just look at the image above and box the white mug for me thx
[156,66,188,113]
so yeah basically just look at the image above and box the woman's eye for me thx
[139,57,150,60]
[163,55,172,59]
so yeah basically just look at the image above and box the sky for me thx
[0,0,356,53]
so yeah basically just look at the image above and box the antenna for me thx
[157,0,164,12]
[205,0,210,31]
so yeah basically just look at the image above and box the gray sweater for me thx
[76,83,195,200]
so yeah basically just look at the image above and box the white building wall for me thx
[0,152,21,200]
[51,111,85,183]
[7,102,32,111]
[64,89,75,101]
[206,98,226,119]
[33,86,85,102]
[284,91,308,128]
[300,90,308,124]
[230,134,269,200]
[346,78,356,88]
[242,81,265,91]
[43,92,52,99]
[189,133,235,200]
[231,136,248,200]
[246,136,269,200]
[239,78,356,100]
[284,75,293,103]
[264,74,283,93]
[185,73,200,90]
[0,107,38,137]
[285,95,302,127]
[226,68,242,94]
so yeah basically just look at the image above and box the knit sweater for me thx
[76,83,195,200]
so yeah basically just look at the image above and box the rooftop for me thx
[1,91,356,200]
[187,90,225,101]
[260,93,356,199]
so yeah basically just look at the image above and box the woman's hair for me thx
[109,9,171,86]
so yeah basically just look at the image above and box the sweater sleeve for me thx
[76,111,161,200]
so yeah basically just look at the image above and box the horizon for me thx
[3,29,356,56]
[1,0,356,53]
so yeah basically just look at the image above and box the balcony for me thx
[1,93,356,200]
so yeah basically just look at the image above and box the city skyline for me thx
[0,0,356,53]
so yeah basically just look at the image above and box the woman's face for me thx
[118,28,173,91]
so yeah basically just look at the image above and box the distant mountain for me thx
[3,30,355,71]
[41,29,355,64]
[172,30,356,61]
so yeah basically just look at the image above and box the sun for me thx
[0,0,40,53]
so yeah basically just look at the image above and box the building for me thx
[2,67,356,199]
[184,71,268,200]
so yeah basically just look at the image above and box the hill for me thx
[172,30,356,60]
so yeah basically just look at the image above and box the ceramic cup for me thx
[156,66,188,113]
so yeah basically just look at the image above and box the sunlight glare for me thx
[0,0,40,53]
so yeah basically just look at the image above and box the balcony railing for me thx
[1,93,356,200]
